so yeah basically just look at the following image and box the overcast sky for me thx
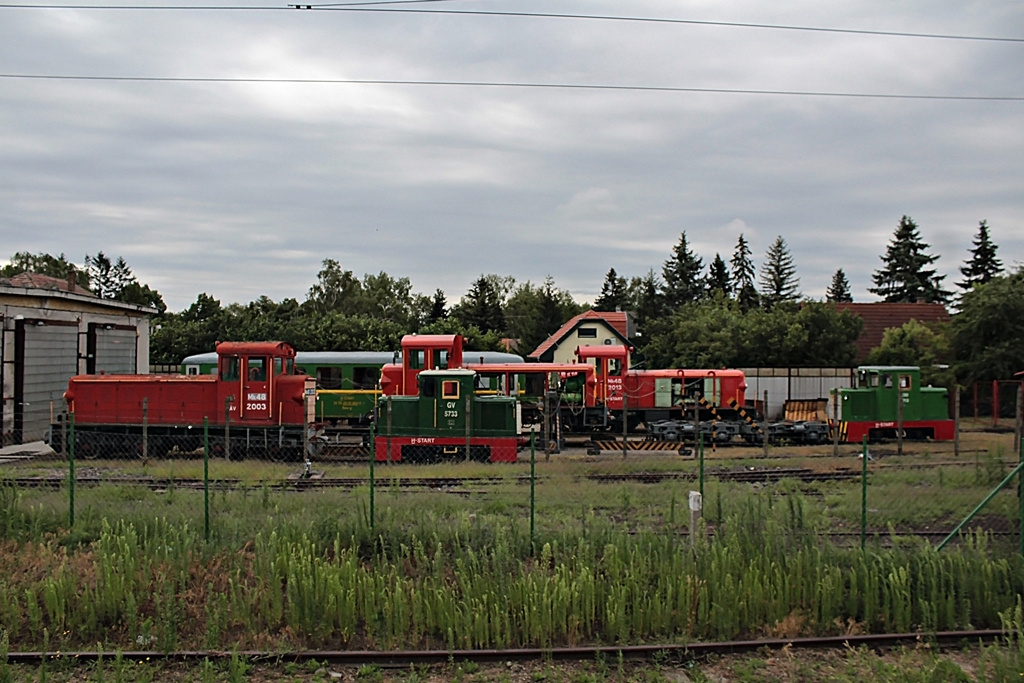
[2,0,1022,312]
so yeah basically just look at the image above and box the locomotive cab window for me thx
[421,377,437,398]
[409,350,424,370]
[248,357,266,381]
[274,358,283,376]
[222,357,240,382]
[859,371,879,388]
[442,380,460,400]
[899,374,912,390]
[882,374,893,389]
[525,373,545,398]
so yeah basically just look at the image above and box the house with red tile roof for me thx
[6,272,94,296]
[835,302,951,362]
[528,310,633,363]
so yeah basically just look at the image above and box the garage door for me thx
[16,321,79,443]
[90,324,137,374]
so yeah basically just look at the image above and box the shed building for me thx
[1,273,156,444]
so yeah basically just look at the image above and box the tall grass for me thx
[0,486,1022,652]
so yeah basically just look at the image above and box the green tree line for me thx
[1,215,1013,387]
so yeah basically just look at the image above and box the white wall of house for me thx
[547,324,625,365]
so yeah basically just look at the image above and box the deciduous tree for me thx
[950,270,1024,385]
[1,251,89,288]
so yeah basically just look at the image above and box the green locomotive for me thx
[374,368,519,463]
[837,366,954,442]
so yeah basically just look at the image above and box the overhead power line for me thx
[313,6,1024,44]
[1,73,1022,101]
[0,3,1022,44]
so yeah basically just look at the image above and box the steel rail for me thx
[2,630,1009,666]
[1,468,861,490]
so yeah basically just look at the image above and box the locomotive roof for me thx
[857,365,921,372]
[215,341,296,357]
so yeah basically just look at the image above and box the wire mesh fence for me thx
[2,416,1024,560]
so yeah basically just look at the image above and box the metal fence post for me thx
[762,390,769,458]
[897,384,904,456]
[224,396,232,461]
[369,424,376,531]
[386,396,393,464]
[530,428,536,554]
[203,417,210,543]
[1014,385,1022,457]
[622,394,628,459]
[68,412,75,528]
[861,435,868,551]
[465,394,471,462]
[832,388,839,458]
[698,433,705,501]
[142,397,148,461]
[954,386,961,457]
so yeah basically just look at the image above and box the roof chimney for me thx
[66,268,75,292]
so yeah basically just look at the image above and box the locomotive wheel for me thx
[74,437,98,460]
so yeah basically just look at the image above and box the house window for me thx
[578,327,598,338]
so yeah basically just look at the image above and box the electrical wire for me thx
[0,3,1021,44]
[2,73,1020,101]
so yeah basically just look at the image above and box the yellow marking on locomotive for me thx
[728,397,764,435]
[591,440,686,451]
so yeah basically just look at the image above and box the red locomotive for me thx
[379,334,754,441]
[59,341,316,459]
[574,344,750,431]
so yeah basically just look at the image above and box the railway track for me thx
[1,630,1009,667]
[1,467,860,490]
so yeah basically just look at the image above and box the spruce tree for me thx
[629,269,664,339]
[705,253,731,298]
[457,275,505,333]
[730,234,759,310]
[758,236,801,307]
[869,215,950,303]
[427,288,447,323]
[957,220,1003,291]
[593,267,628,311]
[825,268,853,303]
[662,231,704,310]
